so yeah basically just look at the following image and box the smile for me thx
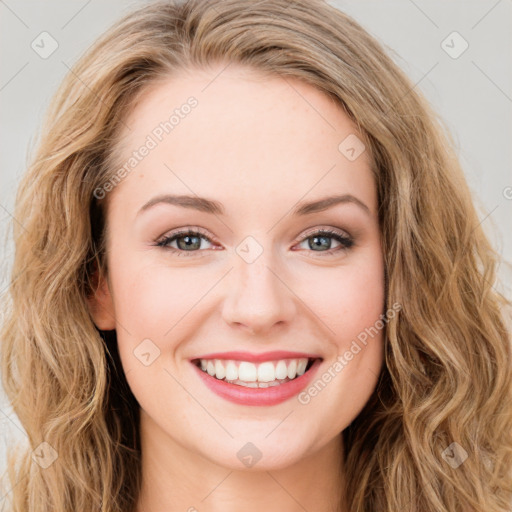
[190,351,323,406]
[194,357,316,387]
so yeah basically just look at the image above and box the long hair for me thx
[1,0,511,510]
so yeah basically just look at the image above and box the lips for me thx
[190,350,323,406]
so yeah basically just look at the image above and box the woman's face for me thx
[89,64,385,470]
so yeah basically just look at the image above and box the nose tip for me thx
[221,261,296,336]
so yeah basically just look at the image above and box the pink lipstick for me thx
[190,352,322,406]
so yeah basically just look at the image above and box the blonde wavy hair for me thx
[1,0,511,510]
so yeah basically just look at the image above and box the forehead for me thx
[107,64,376,218]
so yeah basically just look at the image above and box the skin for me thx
[87,63,385,512]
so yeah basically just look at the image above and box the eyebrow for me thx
[137,193,371,217]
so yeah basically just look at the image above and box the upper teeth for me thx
[198,358,310,382]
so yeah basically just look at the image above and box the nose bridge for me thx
[221,244,295,335]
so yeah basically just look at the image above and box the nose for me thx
[221,250,297,336]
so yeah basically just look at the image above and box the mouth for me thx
[191,356,320,387]
[190,352,323,406]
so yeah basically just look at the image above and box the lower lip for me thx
[192,359,322,406]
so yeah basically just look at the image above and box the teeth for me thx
[196,357,313,385]
[287,360,297,379]
[225,361,238,381]
[257,361,275,382]
[238,361,257,382]
[297,359,308,376]
[215,360,226,380]
[275,360,288,380]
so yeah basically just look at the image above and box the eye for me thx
[154,227,354,257]
[155,227,216,256]
[294,228,354,256]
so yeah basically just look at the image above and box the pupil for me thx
[310,235,330,250]
[178,235,200,250]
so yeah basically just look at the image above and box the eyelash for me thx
[154,226,354,258]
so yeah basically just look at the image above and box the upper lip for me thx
[191,350,323,363]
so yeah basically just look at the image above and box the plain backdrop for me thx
[1,0,511,499]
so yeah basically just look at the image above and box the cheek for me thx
[298,252,385,427]
[111,258,203,333]
[109,257,218,380]
[298,249,385,408]
[312,251,385,350]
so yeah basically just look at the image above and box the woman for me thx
[1,0,511,511]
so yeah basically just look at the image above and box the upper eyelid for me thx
[300,226,352,240]
[157,227,215,244]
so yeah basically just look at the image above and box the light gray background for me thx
[1,0,511,500]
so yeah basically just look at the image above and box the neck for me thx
[135,410,347,512]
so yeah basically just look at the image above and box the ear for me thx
[86,268,116,331]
